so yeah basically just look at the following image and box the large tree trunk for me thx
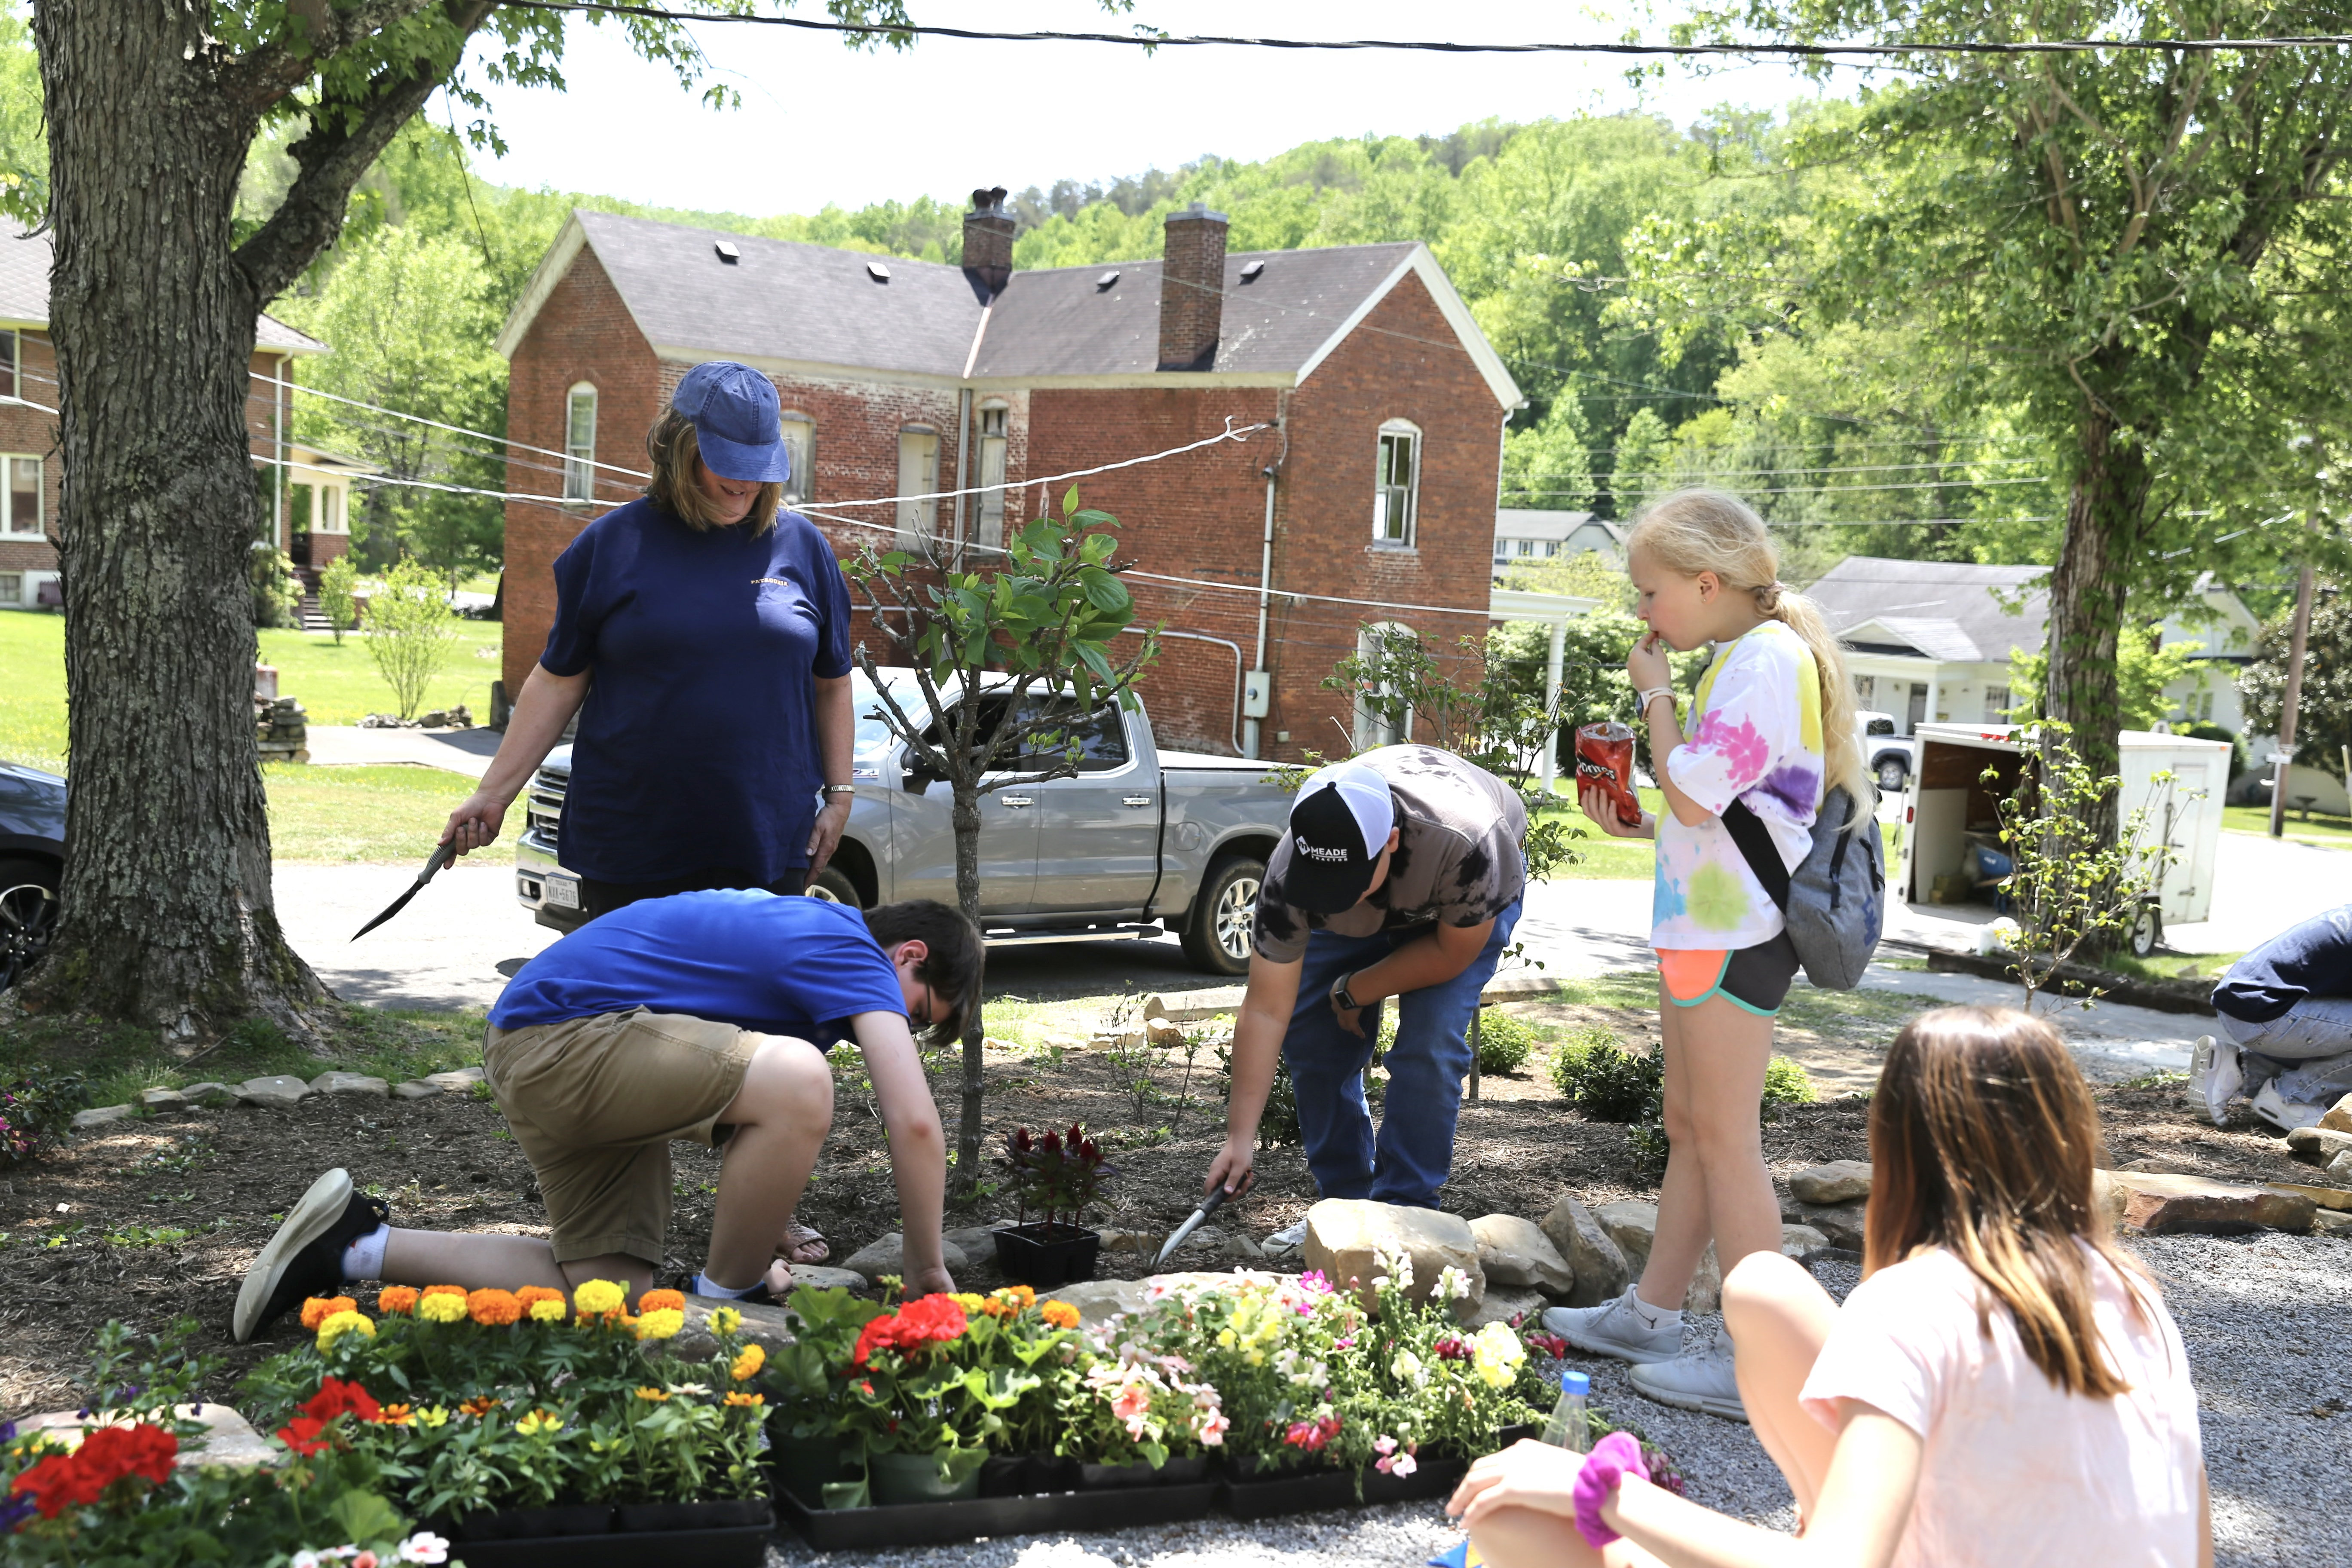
[2043,408,2152,848]
[25,5,328,1044]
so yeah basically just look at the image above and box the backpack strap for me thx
[1720,797,1792,913]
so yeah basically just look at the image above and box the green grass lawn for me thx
[1534,786,1901,882]
[264,763,476,863]
[0,611,504,774]
[2222,803,2352,849]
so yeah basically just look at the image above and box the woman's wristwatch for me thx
[1330,972,1367,1011]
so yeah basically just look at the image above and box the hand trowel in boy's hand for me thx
[1154,1182,1230,1270]
[351,843,456,940]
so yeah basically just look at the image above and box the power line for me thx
[499,2,2352,58]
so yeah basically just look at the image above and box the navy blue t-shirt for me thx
[542,497,852,885]
[488,890,905,1049]
[2213,904,2352,1023]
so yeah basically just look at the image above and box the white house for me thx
[1492,510,1623,576]
[1803,557,2261,738]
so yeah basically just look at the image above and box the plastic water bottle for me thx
[1540,1369,1592,1452]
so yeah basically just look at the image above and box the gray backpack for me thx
[1723,786,1884,991]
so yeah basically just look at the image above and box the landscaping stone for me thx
[1469,1214,1574,1297]
[2092,1169,2129,1232]
[180,1081,237,1108]
[1303,1199,1485,1318]
[2329,1149,2352,1184]
[674,1297,798,1361]
[2263,1181,2352,1213]
[139,1088,188,1115]
[840,1232,971,1285]
[1145,1017,1188,1049]
[21,1405,274,1470]
[1097,1228,1154,1253]
[309,1071,389,1099]
[2313,1208,2352,1238]
[1461,1286,1546,1331]
[1051,1270,1277,1327]
[1782,1199,1866,1252]
[1540,1194,1628,1308]
[2319,1094,2352,1134]
[1594,1201,1825,1314]
[784,1265,867,1292]
[1789,1161,1873,1206]
[70,1103,135,1130]
[423,1067,487,1093]
[2109,1172,2317,1235]
[2287,1126,2352,1164]
[392,1080,440,1100]
[236,1075,312,1109]
[942,1223,1011,1259]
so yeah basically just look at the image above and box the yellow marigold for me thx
[528,1298,567,1324]
[467,1288,524,1326]
[631,1308,685,1341]
[639,1289,686,1313]
[515,1409,563,1436]
[729,1344,765,1381]
[459,1396,499,1418]
[708,1306,742,1337]
[722,1391,764,1409]
[300,1295,358,1332]
[377,1286,420,1316]
[379,1403,416,1426]
[418,1292,469,1325]
[1040,1300,1080,1329]
[949,1292,986,1311]
[316,1309,375,1352]
[573,1280,626,1317]
[634,1387,671,1403]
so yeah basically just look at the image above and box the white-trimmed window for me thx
[1372,421,1420,546]
[318,485,345,534]
[976,402,1010,548]
[1352,622,1418,749]
[778,413,815,506]
[2,455,40,537]
[564,383,598,502]
[896,426,940,549]
[0,572,20,605]
[1983,685,2011,723]
[0,330,16,401]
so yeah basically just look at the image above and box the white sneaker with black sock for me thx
[1541,1286,1682,1365]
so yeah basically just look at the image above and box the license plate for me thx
[542,874,581,910]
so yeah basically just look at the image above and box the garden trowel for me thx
[351,842,456,940]
[1153,1182,1230,1270]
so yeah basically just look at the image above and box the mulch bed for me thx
[0,998,2328,1419]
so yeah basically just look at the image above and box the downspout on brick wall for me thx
[1158,202,1228,372]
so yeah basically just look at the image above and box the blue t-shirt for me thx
[489,890,905,1049]
[542,497,852,885]
[2213,904,2352,1023]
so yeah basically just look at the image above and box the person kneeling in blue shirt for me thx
[233,893,981,1339]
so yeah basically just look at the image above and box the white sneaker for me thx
[2189,1035,2239,1127]
[1628,1329,1748,1422]
[2250,1079,2325,1133]
[1540,1288,1681,1366]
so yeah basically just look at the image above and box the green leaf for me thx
[1081,573,1133,614]
[1072,509,1118,529]
[1077,642,1115,684]
[1062,484,1081,517]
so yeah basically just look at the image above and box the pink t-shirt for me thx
[1800,1245,2202,1568]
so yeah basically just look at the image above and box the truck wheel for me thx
[2128,903,2161,959]
[0,857,61,993]
[1181,855,1262,977]
[805,866,865,908]
[1876,757,1909,793]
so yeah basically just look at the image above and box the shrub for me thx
[1762,1057,1816,1106]
[318,554,359,645]
[362,559,460,719]
[1547,1025,1662,1123]
[248,542,303,628]
[0,1067,85,1169]
[1472,1010,1538,1075]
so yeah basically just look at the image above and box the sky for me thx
[453,0,1839,214]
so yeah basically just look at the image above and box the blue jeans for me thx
[1282,897,1522,1210]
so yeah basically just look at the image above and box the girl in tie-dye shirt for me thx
[1543,489,1869,1423]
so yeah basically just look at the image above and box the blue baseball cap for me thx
[671,361,792,484]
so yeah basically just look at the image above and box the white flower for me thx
[1436,1265,1472,1302]
[1373,1248,1416,1292]
[1391,1350,1426,1386]
[397,1534,451,1566]
[291,1553,324,1568]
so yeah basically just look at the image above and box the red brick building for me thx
[493,192,1522,759]
[0,223,335,612]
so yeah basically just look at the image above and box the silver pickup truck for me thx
[513,669,1298,975]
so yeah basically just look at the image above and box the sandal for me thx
[783,1223,829,1265]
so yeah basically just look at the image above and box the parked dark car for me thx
[0,762,62,991]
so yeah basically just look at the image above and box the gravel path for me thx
[766,1234,2352,1567]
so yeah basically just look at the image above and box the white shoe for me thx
[2250,1079,2325,1133]
[2188,1035,2239,1126]
[1540,1288,1681,1366]
[1628,1330,1748,1422]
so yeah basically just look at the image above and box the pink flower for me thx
[1389,1452,1418,1478]
[1198,1410,1229,1446]
[1112,1384,1152,1424]
[1374,1435,1397,1456]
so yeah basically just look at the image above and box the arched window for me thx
[564,383,598,502]
[1352,621,1418,749]
[778,411,815,505]
[1372,419,1421,547]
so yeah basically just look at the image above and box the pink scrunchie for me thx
[1572,1431,1650,1548]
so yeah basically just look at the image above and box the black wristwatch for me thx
[1331,972,1366,1011]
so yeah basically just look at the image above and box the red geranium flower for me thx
[850,1294,970,1367]
[9,1424,177,1518]
[277,1377,383,1452]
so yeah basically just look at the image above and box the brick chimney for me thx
[962,187,1014,297]
[1158,201,1228,372]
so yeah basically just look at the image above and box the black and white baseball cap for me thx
[1283,760,1399,913]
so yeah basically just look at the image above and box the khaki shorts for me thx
[483,1009,759,1266]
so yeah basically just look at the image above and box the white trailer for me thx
[1896,723,2233,955]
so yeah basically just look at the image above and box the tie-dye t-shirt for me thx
[1652,621,1825,950]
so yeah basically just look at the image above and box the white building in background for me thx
[1801,556,2262,738]
[1491,510,1623,576]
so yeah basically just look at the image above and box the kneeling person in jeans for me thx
[234,892,978,1340]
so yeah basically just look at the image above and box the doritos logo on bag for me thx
[1574,721,1640,821]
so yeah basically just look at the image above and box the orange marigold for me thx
[467,1288,524,1326]
[1040,1300,1080,1329]
[422,1284,467,1298]
[300,1295,358,1332]
[377,1286,420,1316]
[515,1285,565,1306]
[458,1396,499,1418]
[638,1289,686,1313]
[1003,1284,1037,1308]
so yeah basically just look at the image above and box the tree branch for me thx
[223,0,457,110]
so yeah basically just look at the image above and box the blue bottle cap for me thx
[1561,1369,1590,1395]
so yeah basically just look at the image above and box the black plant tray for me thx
[776,1478,1218,1549]
[446,1519,773,1568]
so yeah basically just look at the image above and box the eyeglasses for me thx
[909,988,937,1029]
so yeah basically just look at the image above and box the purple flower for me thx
[0,1490,34,1534]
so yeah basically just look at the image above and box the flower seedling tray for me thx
[776,1477,1218,1549]
[444,1518,774,1568]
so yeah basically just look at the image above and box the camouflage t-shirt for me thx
[1252,745,1528,965]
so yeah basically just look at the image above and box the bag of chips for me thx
[1573,721,1641,822]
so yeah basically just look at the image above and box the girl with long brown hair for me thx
[1452,1005,2210,1567]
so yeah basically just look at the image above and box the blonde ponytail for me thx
[1626,489,1874,832]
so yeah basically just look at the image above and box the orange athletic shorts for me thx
[1655,931,1800,1017]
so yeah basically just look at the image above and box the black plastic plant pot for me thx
[772,1434,855,1505]
[870,1449,985,1505]
[992,1222,1102,1288]
[451,1504,615,1540]
[778,1477,1219,1550]
[446,1522,773,1568]
[612,1498,771,1532]
[978,1454,1081,1498]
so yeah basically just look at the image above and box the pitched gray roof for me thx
[553,212,1449,383]
[1493,509,1604,542]
[1,223,325,353]
[1804,555,2049,662]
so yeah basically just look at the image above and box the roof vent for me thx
[867,259,892,281]
[714,241,741,263]
[1239,259,1265,282]
[1096,270,1121,291]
